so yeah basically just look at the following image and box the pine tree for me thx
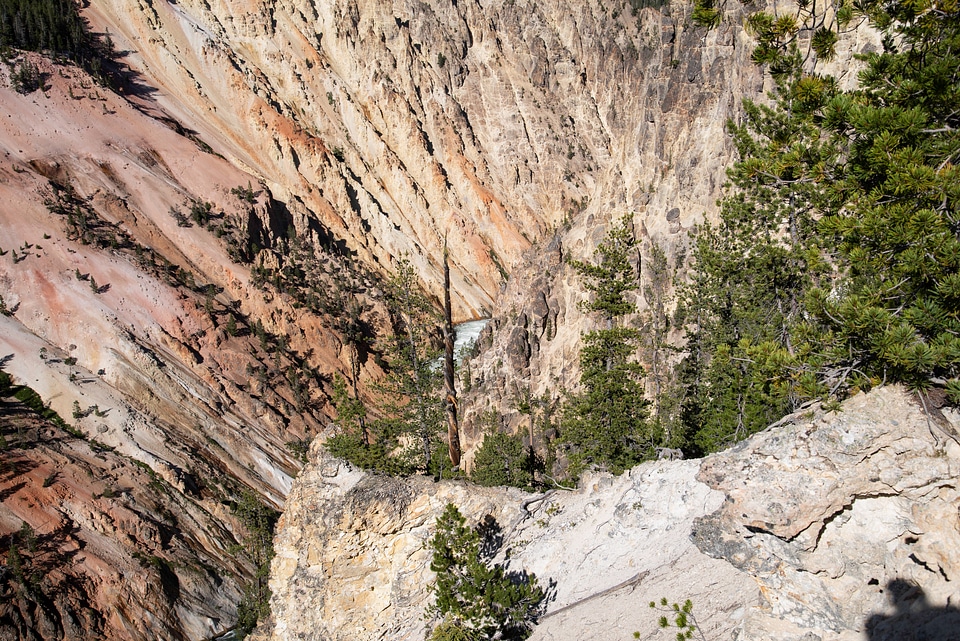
[327,255,445,475]
[232,491,278,639]
[10,58,40,94]
[641,242,683,443]
[326,373,409,475]
[225,314,237,337]
[676,186,816,454]
[471,431,540,490]
[429,504,544,641]
[677,0,960,453]
[379,255,445,473]
[809,1,960,393]
[559,216,658,477]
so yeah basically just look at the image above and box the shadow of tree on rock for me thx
[866,578,960,641]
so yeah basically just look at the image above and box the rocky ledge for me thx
[260,386,960,641]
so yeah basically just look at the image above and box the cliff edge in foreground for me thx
[262,386,960,641]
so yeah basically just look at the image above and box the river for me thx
[453,318,489,362]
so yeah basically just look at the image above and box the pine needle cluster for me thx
[674,0,960,454]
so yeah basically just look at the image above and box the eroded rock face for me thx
[0,0,892,637]
[0,398,244,641]
[82,0,768,321]
[263,386,960,641]
[266,454,531,641]
[694,388,960,641]
[0,55,346,638]
[454,0,758,433]
[458,2,882,440]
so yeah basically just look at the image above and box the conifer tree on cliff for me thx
[559,216,659,477]
[327,255,445,475]
[677,0,960,454]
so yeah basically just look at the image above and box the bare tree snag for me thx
[443,241,462,468]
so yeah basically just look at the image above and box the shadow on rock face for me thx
[865,578,960,641]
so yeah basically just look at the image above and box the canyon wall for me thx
[80,0,780,445]
[0,54,343,639]
[84,0,768,319]
[80,0,882,441]
[456,2,881,438]
[0,388,245,640]
[0,0,885,636]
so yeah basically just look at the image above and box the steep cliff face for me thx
[0,0,892,637]
[74,0,885,452]
[263,386,960,641]
[0,51,340,488]
[82,0,785,442]
[458,5,883,438]
[0,395,243,641]
[82,0,768,319]
[0,54,354,639]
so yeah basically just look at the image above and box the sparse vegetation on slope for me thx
[0,0,118,84]
[327,255,457,477]
[233,491,279,639]
[646,598,705,641]
[0,375,251,640]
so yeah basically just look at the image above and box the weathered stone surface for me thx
[268,447,532,641]
[695,387,960,640]
[264,386,960,641]
[82,0,769,322]
[0,397,243,641]
[458,3,882,446]
[0,0,890,638]
[0,55,331,639]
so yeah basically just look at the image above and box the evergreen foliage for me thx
[641,242,682,443]
[0,0,89,56]
[232,491,278,639]
[691,0,721,28]
[325,426,410,476]
[0,0,117,83]
[429,504,545,640]
[9,379,78,436]
[9,57,39,93]
[327,256,446,475]
[569,216,642,320]
[677,0,960,454]
[560,216,658,476]
[428,619,483,641]
[0,365,10,397]
[810,2,960,391]
[647,598,704,641]
[325,374,399,472]
[471,431,540,491]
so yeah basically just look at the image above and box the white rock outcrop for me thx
[264,386,960,641]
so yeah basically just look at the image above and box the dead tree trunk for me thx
[443,242,462,468]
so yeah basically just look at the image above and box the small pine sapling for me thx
[645,598,705,641]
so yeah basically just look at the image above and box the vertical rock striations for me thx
[0,54,351,639]
[83,0,762,319]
